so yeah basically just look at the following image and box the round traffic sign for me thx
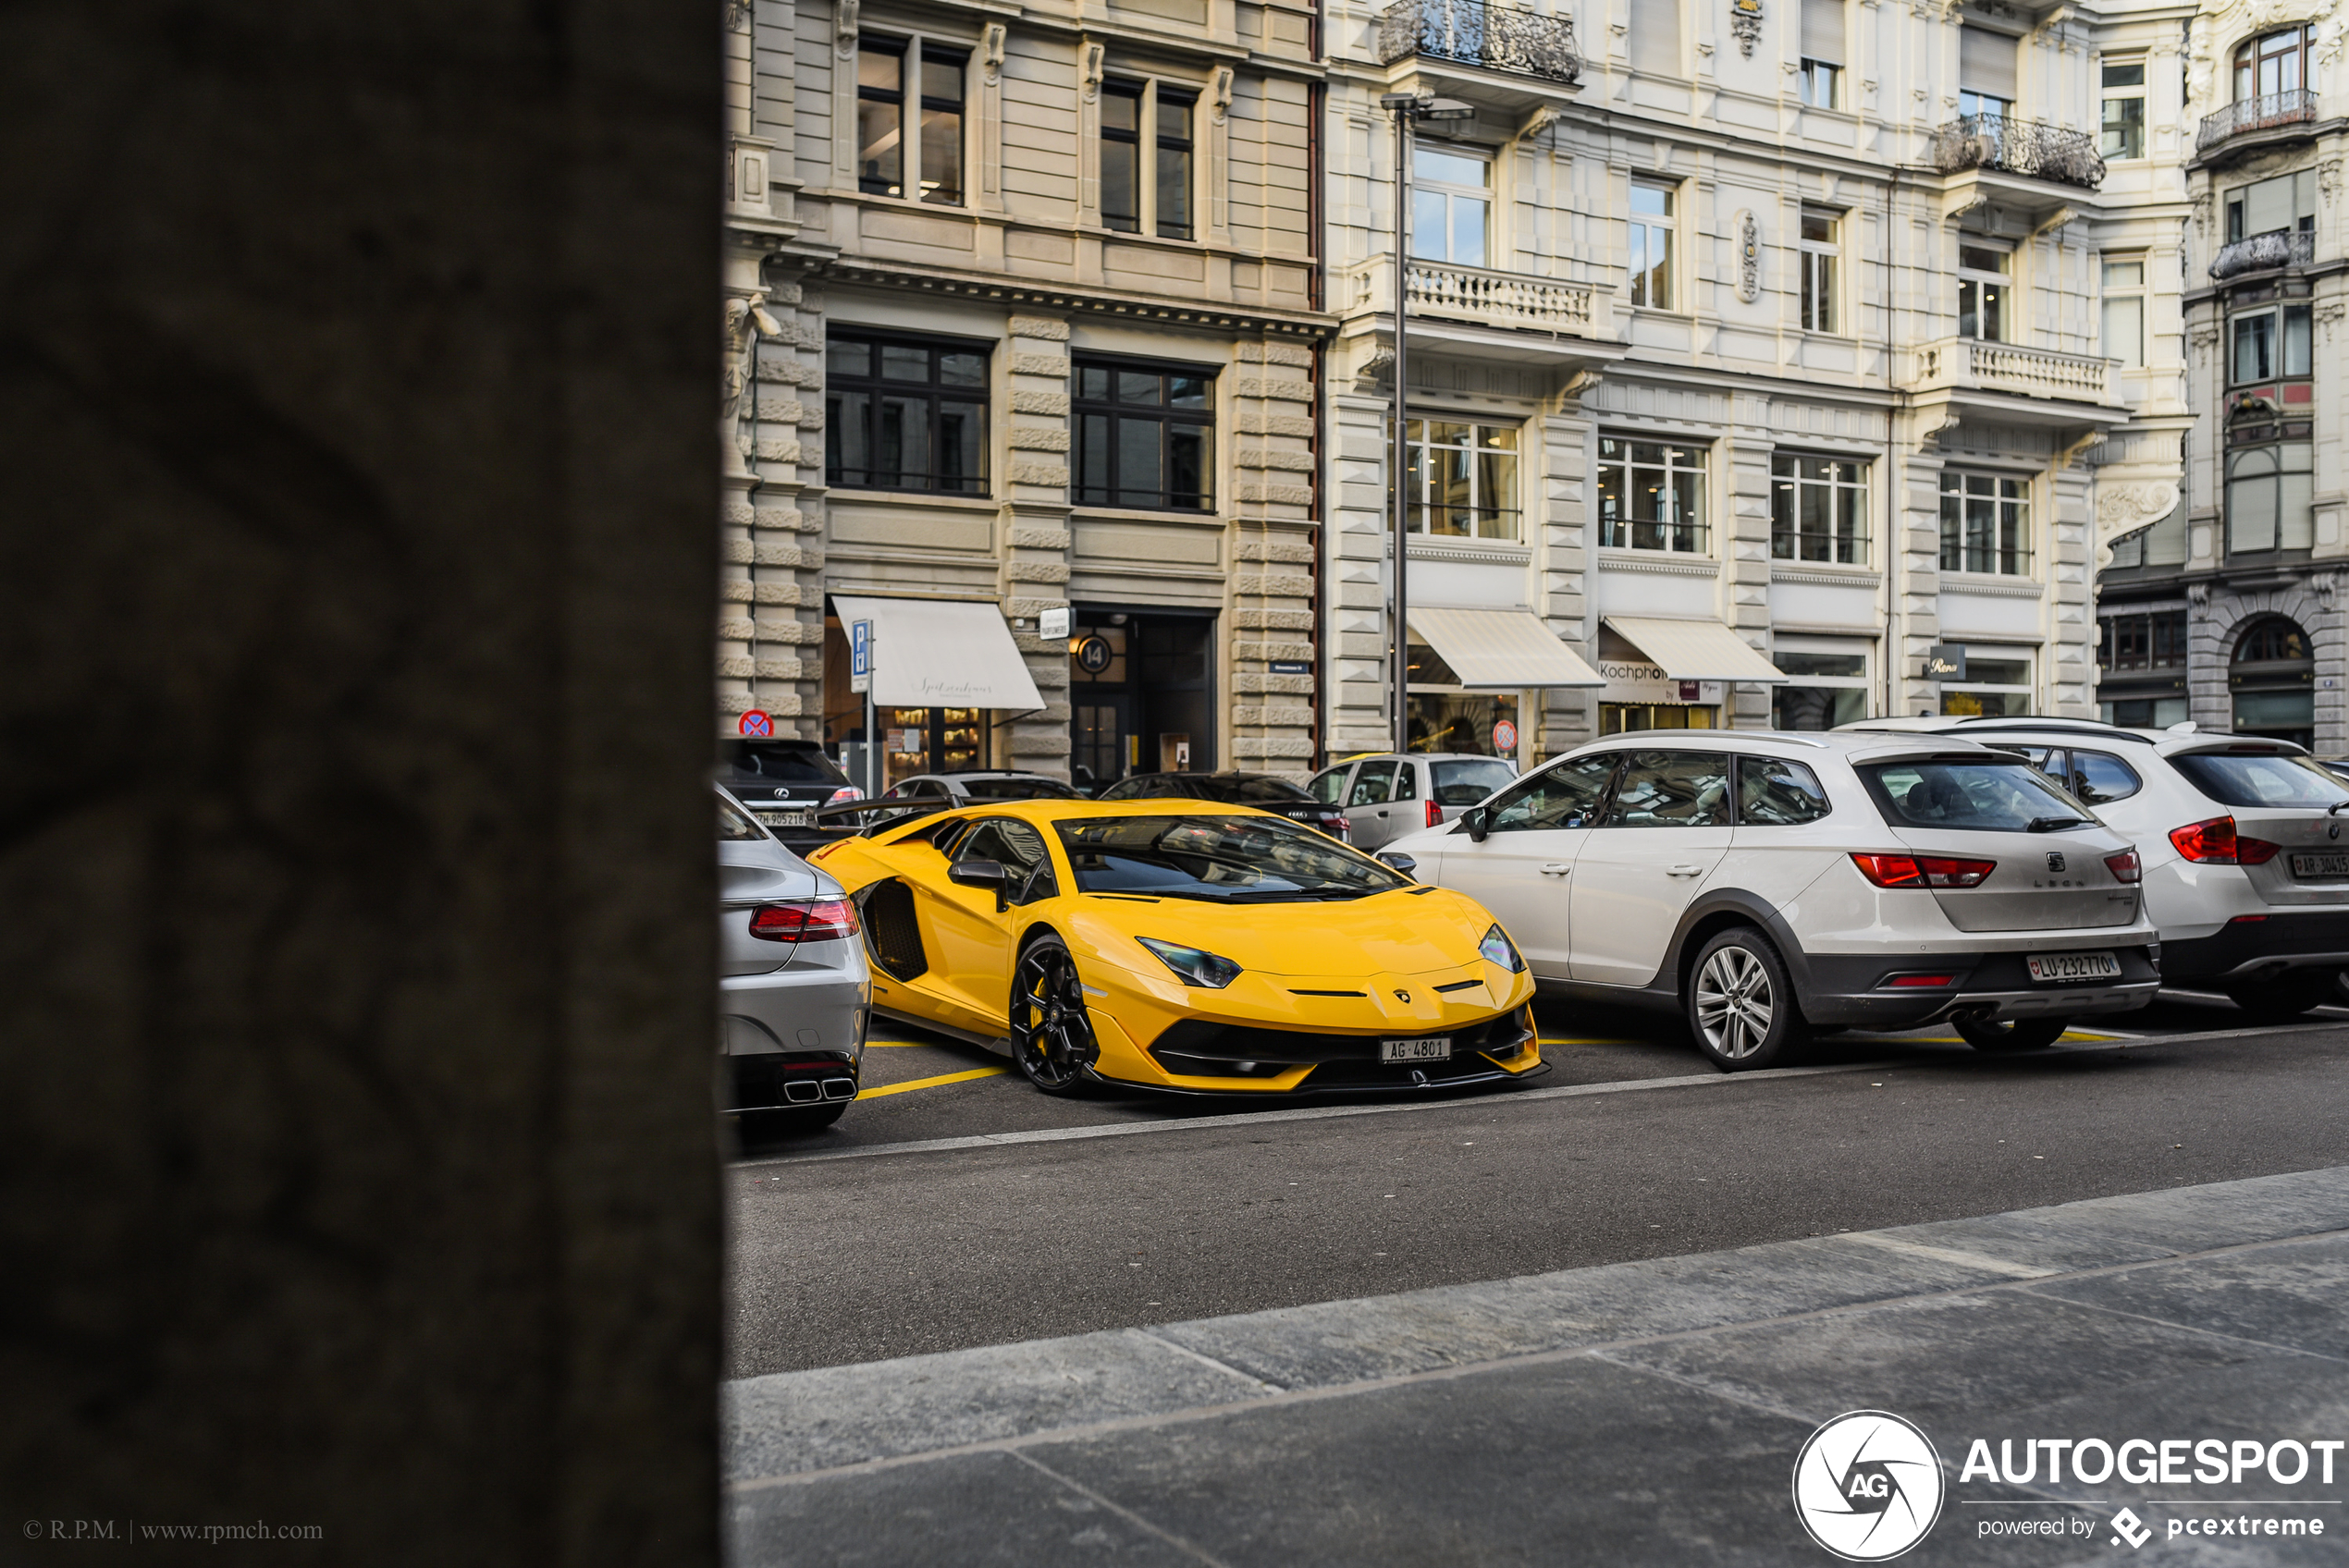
[1076,636,1113,674]
[1492,718,1518,754]
[738,710,773,738]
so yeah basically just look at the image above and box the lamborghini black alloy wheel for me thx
[1010,936,1097,1096]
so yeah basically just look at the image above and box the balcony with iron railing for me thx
[2211,228,2318,280]
[1929,116,2106,190]
[1376,0,1582,87]
[2196,89,2320,154]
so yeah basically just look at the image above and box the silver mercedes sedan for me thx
[719,786,870,1128]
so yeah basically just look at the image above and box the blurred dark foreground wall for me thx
[0,4,720,1562]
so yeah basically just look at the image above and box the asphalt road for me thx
[725,992,2349,1378]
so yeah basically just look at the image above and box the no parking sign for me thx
[1492,718,1518,755]
[739,710,773,738]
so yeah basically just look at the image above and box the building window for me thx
[1771,454,1867,564]
[1799,209,1839,333]
[857,38,965,205]
[2224,170,2317,245]
[1074,361,1215,510]
[2108,478,2189,571]
[1958,89,2012,124]
[1800,59,1841,108]
[1800,0,1845,102]
[2234,25,2314,101]
[1940,646,2033,717]
[1155,90,1196,241]
[1102,80,1199,239]
[1101,81,1144,233]
[2101,256,2145,368]
[1938,472,2030,576]
[826,334,990,494]
[1628,181,1676,310]
[1958,243,2010,341]
[2226,441,2315,555]
[2099,609,2187,672]
[1396,419,1519,539]
[1598,437,1707,553]
[1412,145,1491,269]
[1771,641,1870,730]
[2230,302,2313,383]
[2230,614,2314,746]
[2099,59,2146,159]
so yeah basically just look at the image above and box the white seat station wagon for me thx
[1847,717,2349,1023]
[1381,731,2160,1070]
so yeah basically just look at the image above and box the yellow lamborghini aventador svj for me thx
[808,799,1543,1096]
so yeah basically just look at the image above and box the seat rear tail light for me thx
[2168,815,2278,865]
[1850,852,1996,889]
[1426,798,1444,829]
[2104,850,2142,884]
[749,898,861,944]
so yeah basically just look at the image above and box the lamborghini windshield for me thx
[1056,815,1407,902]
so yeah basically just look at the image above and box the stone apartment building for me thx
[719,0,1329,790]
[2095,0,2344,753]
[714,0,2234,786]
[1321,0,2193,766]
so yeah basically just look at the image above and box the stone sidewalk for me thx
[724,1169,2349,1565]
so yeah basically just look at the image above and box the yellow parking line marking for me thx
[858,1066,1011,1098]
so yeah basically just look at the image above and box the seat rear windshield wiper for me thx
[2026,816,2095,832]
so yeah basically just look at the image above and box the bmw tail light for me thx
[749,898,860,944]
[2103,850,2142,884]
[2169,815,2279,865]
[1850,852,1997,889]
[1426,798,1444,830]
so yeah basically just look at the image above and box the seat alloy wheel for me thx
[1688,927,1802,1072]
[1009,935,1099,1096]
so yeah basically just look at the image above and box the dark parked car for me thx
[882,771,1086,805]
[1095,770,1349,839]
[719,738,862,850]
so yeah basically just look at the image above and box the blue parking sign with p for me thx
[851,620,871,677]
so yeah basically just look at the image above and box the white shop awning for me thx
[831,595,1046,711]
[1410,606,1605,690]
[1603,616,1789,684]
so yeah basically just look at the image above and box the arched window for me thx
[2230,614,2315,744]
[2233,26,2314,103]
[2234,615,2309,665]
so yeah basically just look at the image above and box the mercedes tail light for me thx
[749,898,860,944]
[2169,815,2281,866]
[2103,850,2142,884]
[1850,852,1998,889]
[1425,798,1444,829]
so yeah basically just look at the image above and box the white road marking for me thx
[1832,1231,2060,1279]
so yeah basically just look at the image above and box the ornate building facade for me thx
[2096,0,2344,752]
[1322,0,2192,766]
[720,0,1328,789]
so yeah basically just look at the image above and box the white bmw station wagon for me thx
[1380,731,2160,1070]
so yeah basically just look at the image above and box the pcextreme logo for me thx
[1792,1411,1948,1562]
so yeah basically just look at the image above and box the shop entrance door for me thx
[1067,610,1215,791]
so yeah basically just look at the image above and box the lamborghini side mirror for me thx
[949,857,1011,910]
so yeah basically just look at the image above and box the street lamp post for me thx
[1378,92,1474,755]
